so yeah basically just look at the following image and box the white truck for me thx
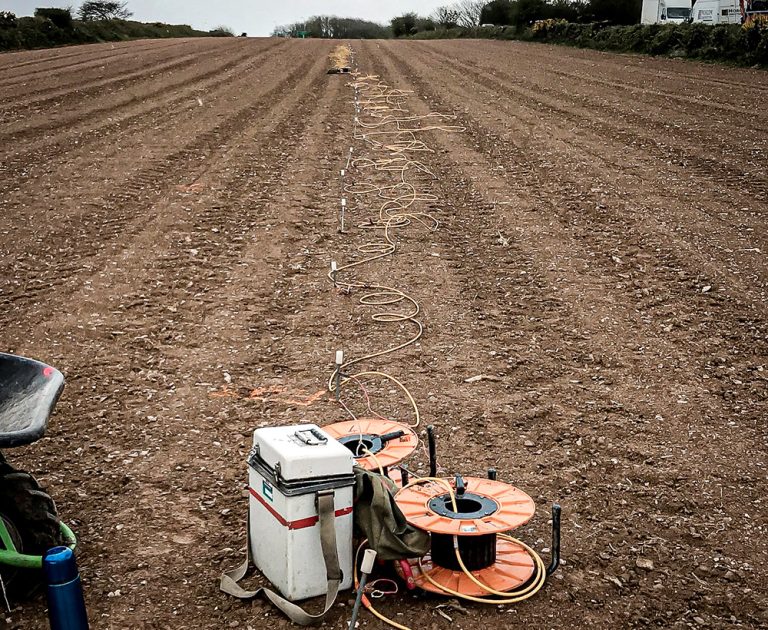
[641,0,694,24]
[692,0,742,24]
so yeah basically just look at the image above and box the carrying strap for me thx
[219,491,341,626]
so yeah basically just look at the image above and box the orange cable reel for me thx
[322,418,418,472]
[395,475,539,596]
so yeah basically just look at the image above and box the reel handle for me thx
[379,430,405,444]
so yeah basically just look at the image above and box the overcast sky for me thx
[4,1,449,36]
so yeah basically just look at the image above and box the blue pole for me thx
[43,546,89,630]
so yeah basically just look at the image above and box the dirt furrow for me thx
[370,39,767,628]
[0,38,273,145]
[0,37,196,84]
[449,40,768,126]
[490,40,768,103]
[0,42,318,332]
[0,42,224,112]
[416,43,768,202]
[0,39,288,202]
[398,42,768,295]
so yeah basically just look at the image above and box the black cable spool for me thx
[427,490,500,571]
[430,532,497,571]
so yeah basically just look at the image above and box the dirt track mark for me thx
[382,41,768,390]
[455,41,768,124]
[0,38,166,72]
[419,43,768,201]
[496,40,768,102]
[0,39,288,202]
[0,43,222,111]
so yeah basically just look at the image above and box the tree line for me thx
[271,2,643,40]
[0,3,234,51]
[272,16,389,39]
[391,1,642,37]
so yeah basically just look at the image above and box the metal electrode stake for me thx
[349,549,377,629]
[334,350,344,401]
[340,198,347,234]
[427,425,437,477]
[330,261,338,287]
[546,504,562,577]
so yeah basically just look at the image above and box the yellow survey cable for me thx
[415,534,547,604]
[361,447,385,476]
[328,370,421,428]
[334,75,545,621]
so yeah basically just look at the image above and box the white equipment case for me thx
[248,424,355,601]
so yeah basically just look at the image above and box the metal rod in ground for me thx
[427,425,437,477]
[334,350,344,401]
[349,549,377,629]
[339,198,347,233]
[546,504,562,577]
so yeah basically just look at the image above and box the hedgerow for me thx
[0,11,225,52]
[528,20,768,66]
[409,20,768,67]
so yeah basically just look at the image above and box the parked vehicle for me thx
[641,0,694,24]
[692,0,768,24]
[693,0,742,24]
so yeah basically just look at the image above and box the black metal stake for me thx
[546,503,562,577]
[427,425,437,477]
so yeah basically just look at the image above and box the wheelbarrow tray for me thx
[0,353,64,448]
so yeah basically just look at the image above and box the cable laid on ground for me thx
[326,71,463,430]
[330,58,547,630]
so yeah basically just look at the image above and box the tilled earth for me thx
[0,37,766,629]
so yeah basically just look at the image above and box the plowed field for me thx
[1,37,766,629]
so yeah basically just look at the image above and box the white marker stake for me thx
[330,261,338,286]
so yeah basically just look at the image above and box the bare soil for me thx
[0,37,766,629]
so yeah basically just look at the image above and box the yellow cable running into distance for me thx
[327,70,464,430]
[328,61,547,630]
